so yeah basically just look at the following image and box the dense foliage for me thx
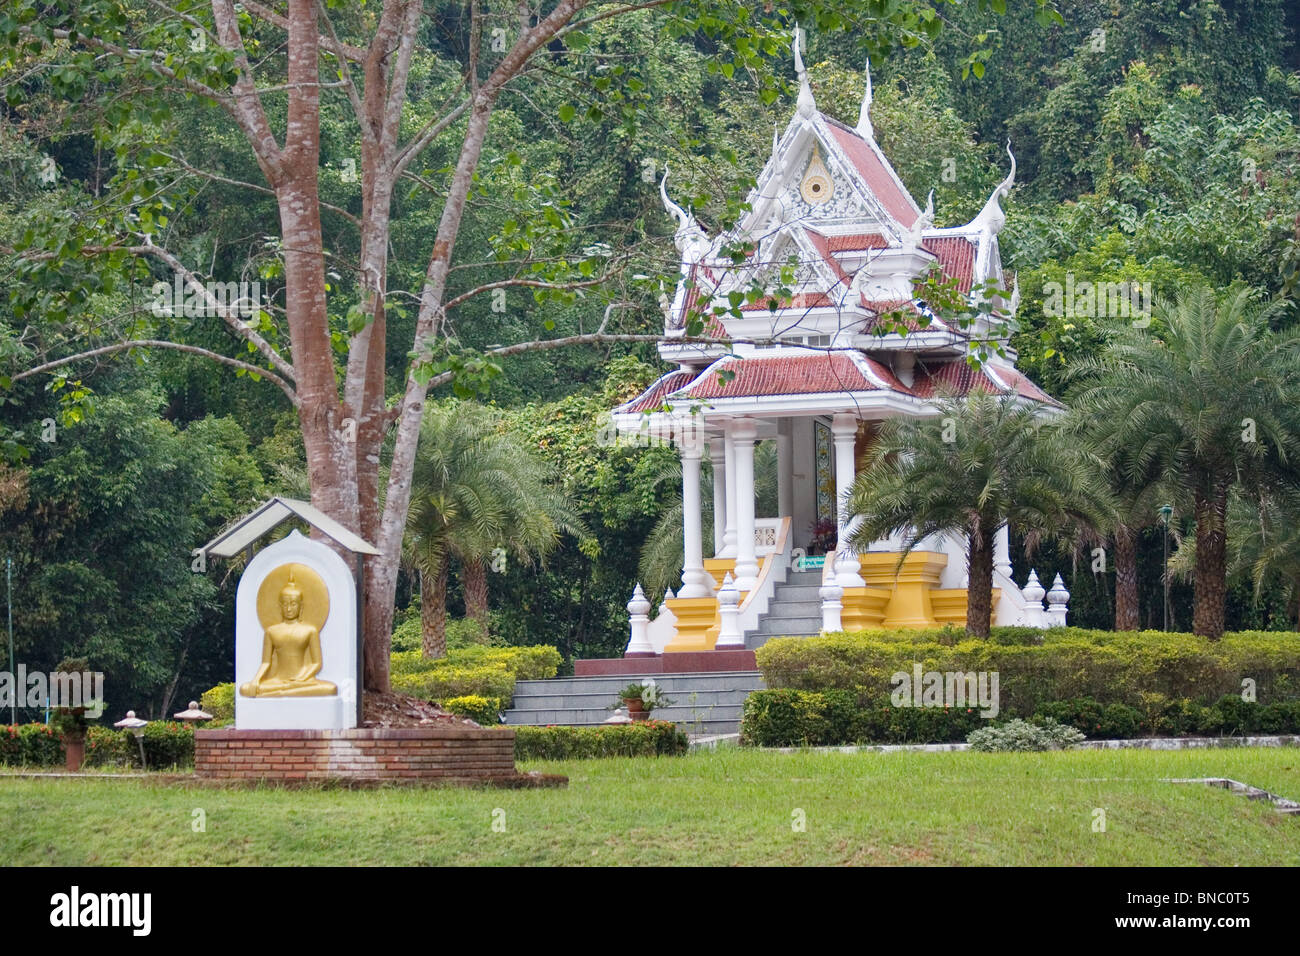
[0,1,1297,712]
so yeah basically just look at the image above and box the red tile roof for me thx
[739,291,835,312]
[822,116,919,228]
[988,365,1063,407]
[615,369,699,414]
[678,352,885,400]
[909,360,1001,398]
[922,236,977,294]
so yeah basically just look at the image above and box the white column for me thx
[832,413,865,588]
[732,418,760,591]
[722,425,737,557]
[677,428,713,599]
[776,418,794,521]
[709,439,727,557]
[994,524,1012,580]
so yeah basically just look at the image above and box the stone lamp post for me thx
[114,711,148,770]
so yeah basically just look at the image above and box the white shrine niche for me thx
[234,529,358,730]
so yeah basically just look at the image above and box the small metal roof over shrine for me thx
[200,496,380,559]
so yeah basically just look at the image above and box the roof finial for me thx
[968,139,1017,237]
[855,54,874,138]
[793,25,815,118]
[658,165,709,262]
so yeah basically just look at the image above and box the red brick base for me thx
[195,726,519,782]
[574,649,757,675]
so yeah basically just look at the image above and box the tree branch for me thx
[13,339,297,405]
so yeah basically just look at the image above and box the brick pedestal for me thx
[195,726,518,782]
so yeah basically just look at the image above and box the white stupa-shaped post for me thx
[625,583,654,656]
[1045,573,1070,627]
[716,573,744,649]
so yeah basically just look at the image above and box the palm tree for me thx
[1068,287,1300,638]
[406,402,584,658]
[845,388,1112,638]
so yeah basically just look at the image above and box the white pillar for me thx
[722,426,737,557]
[832,413,865,587]
[716,573,744,648]
[732,418,760,591]
[776,418,794,521]
[678,428,713,599]
[709,439,727,557]
[820,581,844,632]
[994,524,1012,580]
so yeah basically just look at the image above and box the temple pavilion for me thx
[609,33,1070,659]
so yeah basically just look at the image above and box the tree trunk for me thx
[421,560,449,660]
[1113,525,1140,631]
[1192,482,1229,640]
[966,526,995,639]
[463,558,490,632]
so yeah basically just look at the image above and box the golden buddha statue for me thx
[239,568,337,698]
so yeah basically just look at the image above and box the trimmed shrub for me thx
[85,726,133,767]
[201,683,235,722]
[968,718,1084,752]
[510,720,688,760]
[740,690,989,747]
[755,627,1300,716]
[0,723,62,765]
[390,645,561,706]
[138,721,194,768]
[444,695,502,726]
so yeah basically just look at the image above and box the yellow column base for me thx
[703,558,737,591]
[663,596,720,651]
[930,588,1002,628]
[859,552,948,628]
[840,586,892,630]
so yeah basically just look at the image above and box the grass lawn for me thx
[2,747,1299,865]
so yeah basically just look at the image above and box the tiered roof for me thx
[627,31,1051,417]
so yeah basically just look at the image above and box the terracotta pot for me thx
[63,736,85,772]
[623,697,646,720]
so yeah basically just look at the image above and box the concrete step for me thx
[757,615,823,634]
[769,584,823,601]
[764,602,822,619]
[504,670,765,735]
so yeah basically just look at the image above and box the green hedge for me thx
[741,690,989,746]
[443,695,502,725]
[510,721,688,759]
[740,690,1300,747]
[391,645,561,707]
[201,683,235,722]
[755,627,1300,716]
[0,723,62,765]
[0,721,195,768]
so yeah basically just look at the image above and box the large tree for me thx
[845,388,1111,638]
[1,0,1052,690]
[1069,287,1300,638]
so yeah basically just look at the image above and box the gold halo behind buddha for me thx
[257,563,330,631]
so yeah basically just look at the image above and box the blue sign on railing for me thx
[794,554,826,571]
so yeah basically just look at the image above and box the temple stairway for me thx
[745,569,824,649]
[505,671,764,736]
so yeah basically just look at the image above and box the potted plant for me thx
[50,657,96,772]
[615,682,674,722]
[807,518,837,556]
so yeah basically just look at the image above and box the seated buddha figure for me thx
[239,572,336,698]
